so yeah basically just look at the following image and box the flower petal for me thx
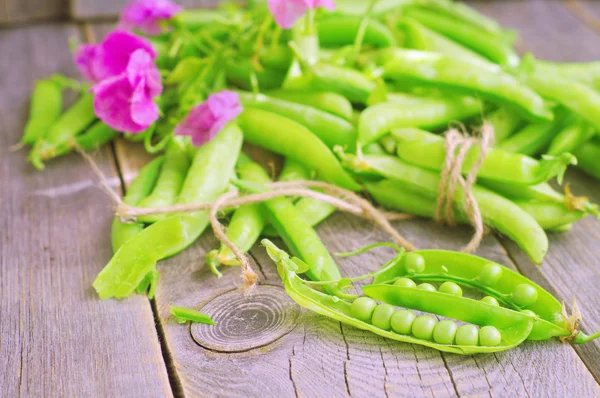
[267,0,308,29]
[130,77,160,127]
[119,0,183,36]
[304,0,336,10]
[92,75,148,133]
[73,44,101,82]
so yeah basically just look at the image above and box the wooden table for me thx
[2,1,600,396]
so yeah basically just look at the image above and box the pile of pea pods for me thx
[20,0,600,352]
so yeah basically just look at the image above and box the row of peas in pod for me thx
[264,240,600,354]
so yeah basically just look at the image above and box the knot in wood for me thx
[191,286,300,353]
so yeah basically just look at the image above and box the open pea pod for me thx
[263,240,533,354]
[373,250,582,341]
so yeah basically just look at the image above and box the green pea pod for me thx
[76,121,117,151]
[574,139,600,180]
[400,18,491,66]
[485,107,524,143]
[514,200,587,230]
[392,128,575,185]
[22,79,63,145]
[528,57,600,91]
[238,92,356,151]
[235,161,347,297]
[206,154,269,277]
[286,64,375,104]
[28,93,96,170]
[263,240,533,354]
[111,157,165,253]
[266,90,353,121]
[225,59,286,90]
[262,159,337,237]
[260,45,293,71]
[370,249,600,343]
[174,9,225,30]
[498,120,562,157]
[136,138,191,223]
[520,72,600,131]
[408,0,514,42]
[338,152,548,263]
[94,123,243,299]
[547,119,596,157]
[317,15,397,48]
[381,49,552,121]
[367,179,595,232]
[362,142,387,155]
[238,108,361,191]
[357,96,481,146]
[403,8,519,67]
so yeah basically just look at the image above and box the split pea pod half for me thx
[94,123,243,299]
[357,95,482,147]
[380,49,552,122]
[238,92,357,151]
[371,250,600,343]
[111,156,165,254]
[22,79,63,145]
[337,152,548,263]
[206,153,269,278]
[263,240,533,354]
[136,138,192,223]
[238,108,361,191]
[392,128,575,185]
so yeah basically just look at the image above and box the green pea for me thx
[390,310,416,335]
[417,283,436,292]
[521,309,537,317]
[371,303,396,330]
[404,253,425,274]
[433,320,458,345]
[351,297,377,323]
[439,282,462,297]
[394,277,417,288]
[479,326,502,346]
[478,263,503,286]
[455,324,479,346]
[480,296,500,306]
[512,284,539,307]
[411,315,437,341]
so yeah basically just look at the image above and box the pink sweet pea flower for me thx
[174,91,243,147]
[119,0,183,36]
[268,0,335,29]
[91,49,162,133]
[74,29,156,83]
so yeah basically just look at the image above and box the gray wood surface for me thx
[70,0,220,20]
[0,24,172,397]
[0,0,67,25]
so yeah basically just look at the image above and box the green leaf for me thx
[170,306,215,325]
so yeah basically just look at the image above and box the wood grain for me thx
[472,0,600,383]
[0,0,67,26]
[0,24,172,397]
[70,0,221,20]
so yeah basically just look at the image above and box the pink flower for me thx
[174,91,243,147]
[119,0,183,36]
[267,0,335,29]
[91,49,162,133]
[74,29,156,83]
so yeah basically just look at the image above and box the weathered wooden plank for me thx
[471,0,600,382]
[71,0,220,20]
[103,1,600,395]
[0,24,172,397]
[562,0,600,32]
[0,0,67,26]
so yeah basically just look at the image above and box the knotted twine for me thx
[435,122,494,253]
